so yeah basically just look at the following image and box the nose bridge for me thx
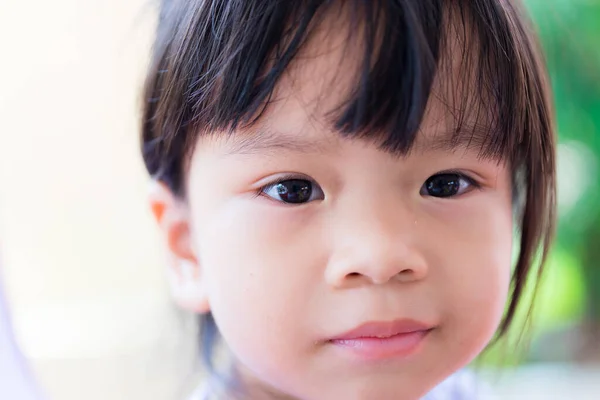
[325,194,427,287]
[350,200,406,253]
[351,191,413,244]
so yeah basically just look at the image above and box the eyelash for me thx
[255,174,312,197]
[434,169,481,189]
[255,170,482,201]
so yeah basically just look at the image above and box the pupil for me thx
[276,180,312,203]
[426,174,460,197]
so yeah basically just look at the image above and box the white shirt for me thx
[189,369,496,400]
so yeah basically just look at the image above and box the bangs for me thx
[142,0,550,190]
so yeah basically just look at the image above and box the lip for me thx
[329,319,433,361]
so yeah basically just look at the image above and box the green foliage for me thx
[526,0,600,237]
[476,1,600,367]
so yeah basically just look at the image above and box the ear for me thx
[148,181,210,314]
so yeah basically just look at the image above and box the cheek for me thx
[190,199,323,373]
[197,199,320,301]
[426,196,513,362]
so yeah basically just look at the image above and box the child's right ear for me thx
[148,181,210,314]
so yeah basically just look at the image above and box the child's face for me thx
[155,23,513,400]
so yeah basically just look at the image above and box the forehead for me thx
[221,5,493,156]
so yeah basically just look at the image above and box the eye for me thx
[261,178,325,204]
[420,173,478,198]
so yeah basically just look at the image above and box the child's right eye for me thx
[261,178,325,204]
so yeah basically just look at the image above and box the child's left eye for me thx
[420,172,478,198]
[261,179,325,204]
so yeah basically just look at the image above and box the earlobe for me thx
[166,260,211,313]
[148,181,211,314]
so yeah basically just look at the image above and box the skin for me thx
[150,14,513,400]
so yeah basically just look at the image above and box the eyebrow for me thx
[219,125,501,157]
[220,128,336,156]
[415,126,497,153]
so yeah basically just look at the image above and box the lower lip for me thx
[330,330,430,361]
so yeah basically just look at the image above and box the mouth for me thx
[328,319,434,361]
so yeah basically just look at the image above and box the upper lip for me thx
[330,319,433,340]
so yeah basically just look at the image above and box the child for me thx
[140,0,555,398]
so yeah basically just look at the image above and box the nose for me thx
[324,206,428,288]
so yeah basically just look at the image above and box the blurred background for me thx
[0,0,598,399]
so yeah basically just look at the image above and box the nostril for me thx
[347,272,361,278]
